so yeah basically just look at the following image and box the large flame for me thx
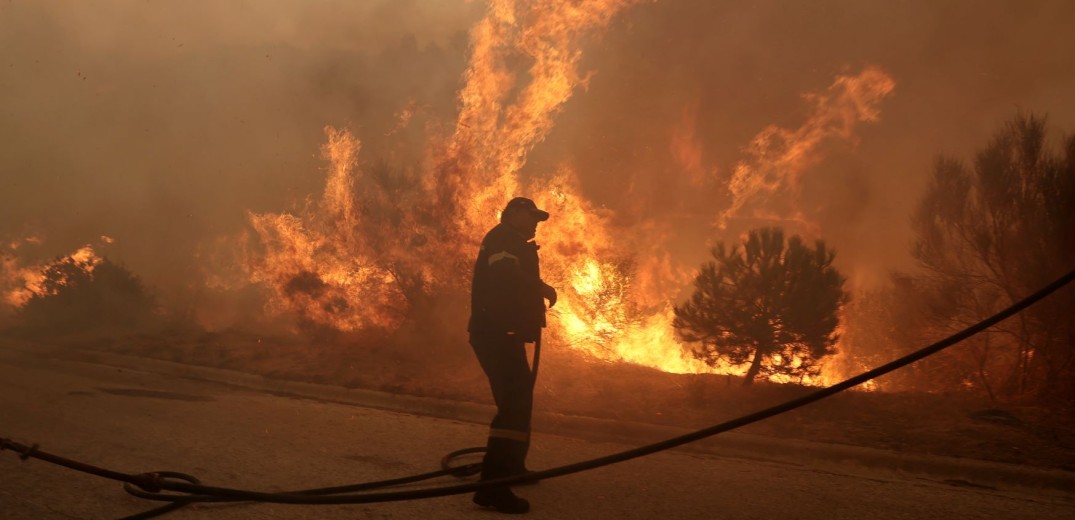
[241,1,894,384]
[247,0,641,333]
[437,0,644,243]
[246,128,412,332]
[521,68,895,379]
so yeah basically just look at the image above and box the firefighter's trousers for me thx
[470,333,533,478]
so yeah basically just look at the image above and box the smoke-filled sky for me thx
[3,0,1075,307]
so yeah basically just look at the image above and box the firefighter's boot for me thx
[473,488,529,514]
[473,438,530,514]
[507,439,538,485]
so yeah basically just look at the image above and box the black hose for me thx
[531,333,542,385]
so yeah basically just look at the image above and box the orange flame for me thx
[240,2,891,385]
[720,66,895,230]
[246,128,409,332]
[246,0,641,333]
[517,170,705,373]
[437,0,644,243]
[521,69,895,380]
[2,245,104,308]
[385,99,419,137]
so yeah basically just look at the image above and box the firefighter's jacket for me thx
[468,223,547,342]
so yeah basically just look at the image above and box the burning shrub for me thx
[12,256,158,335]
[246,130,451,336]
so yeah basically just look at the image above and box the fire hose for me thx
[1,267,1073,519]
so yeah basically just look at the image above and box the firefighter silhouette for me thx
[468,197,557,514]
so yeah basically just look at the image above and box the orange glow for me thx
[526,171,714,374]
[438,0,644,244]
[246,0,642,334]
[246,128,409,332]
[386,99,418,137]
[670,97,710,186]
[241,2,889,385]
[720,66,895,229]
[2,245,104,308]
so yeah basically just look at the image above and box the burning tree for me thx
[911,112,1075,399]
[12,254,157,335]
[673,228,847,385]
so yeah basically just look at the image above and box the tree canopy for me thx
[673,227,847,385]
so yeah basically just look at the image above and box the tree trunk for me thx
[974,334,997,404]
[743,349,764,386]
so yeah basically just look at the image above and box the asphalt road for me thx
[1,344,1071,519]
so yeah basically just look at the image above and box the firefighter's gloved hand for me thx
[541,283,557,308]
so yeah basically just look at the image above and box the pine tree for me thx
[673,228,846,385]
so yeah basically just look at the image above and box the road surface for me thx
[1,343,1070,519]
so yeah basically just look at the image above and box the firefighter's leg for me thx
[471,334,533,513]
[492,376,533,478]
[478,335,534,473]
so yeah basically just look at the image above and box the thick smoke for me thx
[0,0,481,312]
[3,0,1074,334]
